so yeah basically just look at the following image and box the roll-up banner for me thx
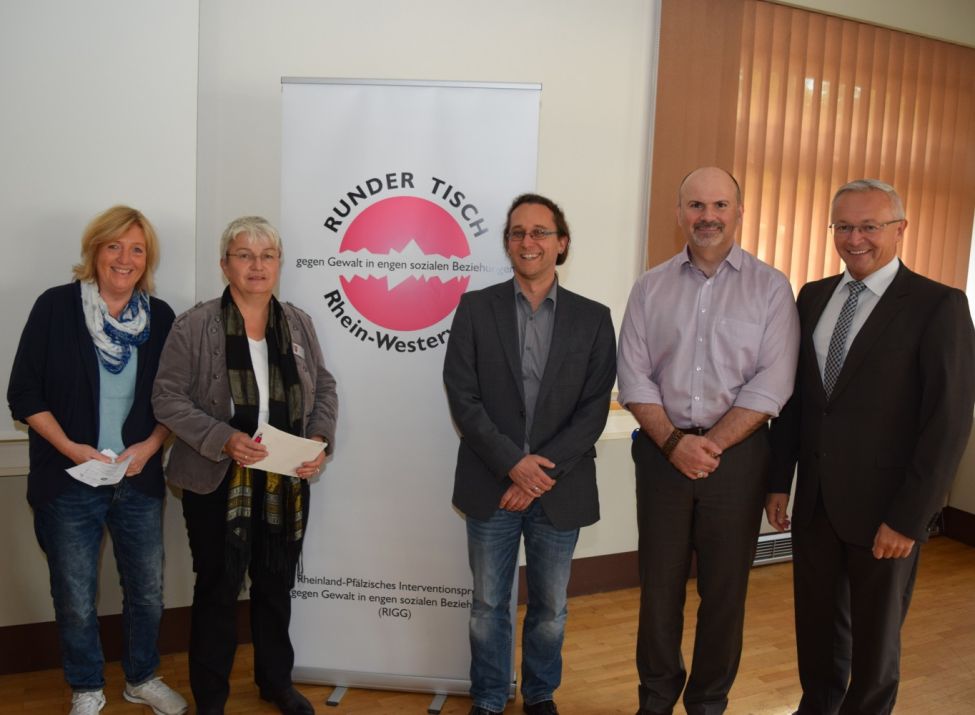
[279,78,541,697]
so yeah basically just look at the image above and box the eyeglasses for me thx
[506,229,559,242]
[828,219,903,236]
[226,250,280,263]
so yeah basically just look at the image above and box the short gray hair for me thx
[831,179,905,219]
[219,216,283,257]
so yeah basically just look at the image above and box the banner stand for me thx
[280,77,540,705]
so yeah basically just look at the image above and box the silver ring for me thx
[697,471,706,478]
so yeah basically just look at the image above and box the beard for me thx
[689,220,727,248]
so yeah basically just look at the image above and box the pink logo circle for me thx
[338,196,470,331]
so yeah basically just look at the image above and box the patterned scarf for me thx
[222,288,307,591]
[80,279,150,373]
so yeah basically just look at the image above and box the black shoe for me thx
[469,707,503,715]
[259,685,314,715]
[524,701,559,715]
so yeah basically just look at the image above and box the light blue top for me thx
[97,352,137,455]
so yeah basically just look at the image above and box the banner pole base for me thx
[427,693,448,714]
[326,686,348,707]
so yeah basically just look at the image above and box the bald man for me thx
[618,167,800,715]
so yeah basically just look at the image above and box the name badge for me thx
[292,342,305,359]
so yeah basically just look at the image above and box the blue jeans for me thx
[33,478,163,691]
[466,501,579,711]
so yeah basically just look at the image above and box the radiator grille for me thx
[753,532,792,565]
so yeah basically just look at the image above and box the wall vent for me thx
[754,531,792,566]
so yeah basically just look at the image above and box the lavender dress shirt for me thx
[617,243,799,428]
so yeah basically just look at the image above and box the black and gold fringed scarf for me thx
[222,288,307,592]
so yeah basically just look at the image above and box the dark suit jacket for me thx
[443,279,617,530]
[770,264,975,546]
[8,282,175,507]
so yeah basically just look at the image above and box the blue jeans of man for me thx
[467,501,579,712]
[33,478,164,691]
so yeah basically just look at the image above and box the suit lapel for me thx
[829,264,912,401]
[536,286,572,408]
[803,275,841,403]
[491,281,525,402]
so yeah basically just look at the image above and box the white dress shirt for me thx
[812,257,900,381]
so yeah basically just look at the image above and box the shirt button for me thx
[693,396,700,401]
[696,366,702,371]
[701,309,706,313]
[698,337,703,343]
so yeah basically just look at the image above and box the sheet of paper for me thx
[66,449,132,487]
[249,423,326,478]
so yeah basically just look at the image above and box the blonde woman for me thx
[8,206,187,715]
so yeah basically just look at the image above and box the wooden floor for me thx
[3,537,973,714]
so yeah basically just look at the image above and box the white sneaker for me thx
[69,690,106,715]
[123,677,189,715]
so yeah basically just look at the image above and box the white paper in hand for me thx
[249,423,326,478]
[66,449,132,487]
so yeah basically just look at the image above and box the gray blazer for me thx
[151,297,338,494]
[443,279,617,530]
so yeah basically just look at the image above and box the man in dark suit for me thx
[767,179,975,714]
[443,193,617,715]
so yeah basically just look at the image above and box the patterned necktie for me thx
[823,280,867,397]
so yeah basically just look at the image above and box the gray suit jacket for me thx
[770,264,975,546]
[151,297,338,494]
[443,279,617,530]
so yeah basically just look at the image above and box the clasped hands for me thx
[669,434,722,480]
[500,454,556,511]
[223,431,325,479]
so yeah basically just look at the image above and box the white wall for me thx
[0,0,198,624]
[0,1,199,439]
[195,0,655,321]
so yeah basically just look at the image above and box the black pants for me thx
[181,470,298,709]
[634,427,769,715]
[793,495,919,715]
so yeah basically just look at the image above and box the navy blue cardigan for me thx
[8,282,174,507]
